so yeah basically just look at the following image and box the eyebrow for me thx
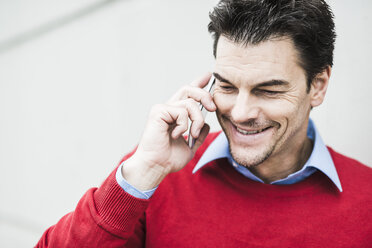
[213,72,290,88]
[213,72,232,85]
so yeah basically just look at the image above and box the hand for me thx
[122,73,217,190]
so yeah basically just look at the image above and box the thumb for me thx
[191,124,210,153]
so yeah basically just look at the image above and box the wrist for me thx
[121,155,169,191]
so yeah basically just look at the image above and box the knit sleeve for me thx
[35,151,149,247]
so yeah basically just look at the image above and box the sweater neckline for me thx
[212,158,337,197]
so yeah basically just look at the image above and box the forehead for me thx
[215,36,305,84]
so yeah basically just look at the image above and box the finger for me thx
[152,104,189,139]
[167,107,189,139]
[174,99,205,138]
[190,72,212,87]
[169,86,217,112]
[191,124,210,153]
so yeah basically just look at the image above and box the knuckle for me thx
[185,98,196,106]
[183,85,191,91]
[149,104,169,118]
[202,91,212,100]
[179,85,190,95]
[180,108,188,117]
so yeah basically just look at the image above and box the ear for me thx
[310,66,331,108]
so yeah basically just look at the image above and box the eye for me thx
[255,89,282,96]
[261,90,278,94]
[218,83,235,91]
[220,85,234,90]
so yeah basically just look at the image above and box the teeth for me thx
[236,127,264,135]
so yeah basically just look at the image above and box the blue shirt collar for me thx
[192,119,342,192]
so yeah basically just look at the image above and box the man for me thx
[37,0,372,247]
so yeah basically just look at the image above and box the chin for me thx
[228,140,276,168]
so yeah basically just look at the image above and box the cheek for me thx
[263,99,297,116]
[259,95,310,130]
[213,93,235,113]
[253,98,303,129]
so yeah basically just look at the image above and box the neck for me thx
[248,137,313,184]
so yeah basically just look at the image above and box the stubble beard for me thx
[228,141,276,168]
[217,112,279,168]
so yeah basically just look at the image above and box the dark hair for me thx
[208,0,336,90]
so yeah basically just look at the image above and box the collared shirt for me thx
[117,119,342,199]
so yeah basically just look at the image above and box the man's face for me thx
[214,36,313,168]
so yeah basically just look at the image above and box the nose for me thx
[230,92,260,123]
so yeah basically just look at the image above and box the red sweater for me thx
[36,132,372,247]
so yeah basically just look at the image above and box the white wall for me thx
[0,0,370,246]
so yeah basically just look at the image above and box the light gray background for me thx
[0,0,371,246]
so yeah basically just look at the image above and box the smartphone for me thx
[188,75,216,148]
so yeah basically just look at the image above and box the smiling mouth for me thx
[235,126,272,135]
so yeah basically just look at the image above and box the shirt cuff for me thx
[115,162,157,199]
